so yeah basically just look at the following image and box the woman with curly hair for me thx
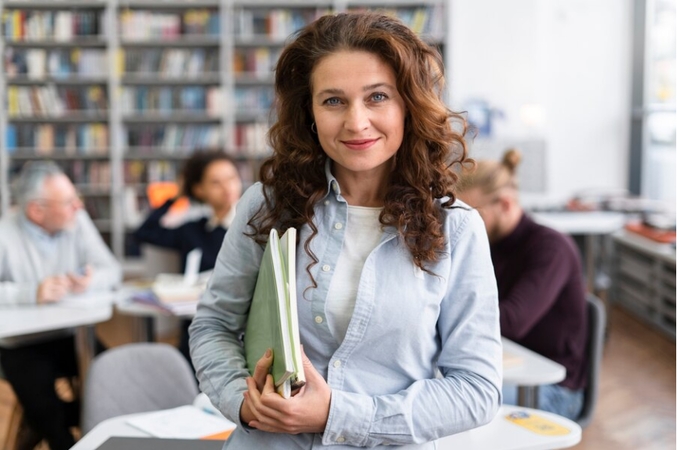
[190,11,502,448]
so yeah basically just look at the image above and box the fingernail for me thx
[264,349,272,358]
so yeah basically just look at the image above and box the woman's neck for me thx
[212,205,231,222]
[332,166,390,207]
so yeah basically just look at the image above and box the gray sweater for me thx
[0,209,122,307]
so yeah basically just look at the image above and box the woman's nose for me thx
[344,104,370,132]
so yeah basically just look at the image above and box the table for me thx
[502,338,566,409]
[0,292,114,378]
[71,404,581,450]
[114,284,197,342]
[531,211,626,292]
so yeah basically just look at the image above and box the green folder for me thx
[244,228,305,398]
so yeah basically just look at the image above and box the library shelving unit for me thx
[1,0,451,263]
[0,0,114,247]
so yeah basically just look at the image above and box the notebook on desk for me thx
[95,437,225,450]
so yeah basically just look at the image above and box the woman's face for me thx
[311,50,406,185]
[193,160,242,211]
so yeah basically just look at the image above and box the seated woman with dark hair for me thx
[134,150,243,364]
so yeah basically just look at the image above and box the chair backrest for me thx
[80,342,199,434]
[577,293,607,428]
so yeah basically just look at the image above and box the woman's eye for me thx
[323,97,341,106]
[371,92,388,102]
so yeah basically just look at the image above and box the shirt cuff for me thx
[220,378,250,431]
[322,390,374,446]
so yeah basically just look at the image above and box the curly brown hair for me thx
[249,11,469,274]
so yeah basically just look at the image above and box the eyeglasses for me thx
[34,196,82,208]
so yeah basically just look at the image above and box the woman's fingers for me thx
[252,349,273,391]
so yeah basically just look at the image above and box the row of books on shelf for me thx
[233,122,270,157]
[127,124,223,153]
[7,85,108,117]
[120,86,221,115]
[125,160,179,184]
[83,196,112,222]
[233,47,280,77]
[119,48,218,78]
[6,124,274,158]
[119,9,219,40]
[233,87,274,114]
[2,10,105,41]
[347,5,444,36]
[70,160,111,189]
[6,124,109,154]
[5,48,107,79]
[233,8,331,40]
[19,159,112,190]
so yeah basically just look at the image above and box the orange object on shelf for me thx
[146,181,189,213]
[625,222,676,244]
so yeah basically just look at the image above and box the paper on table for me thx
[59,291,116,309]
[126,405,236,439]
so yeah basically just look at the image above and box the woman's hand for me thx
[240,348,273,424]
[243,349,331,434]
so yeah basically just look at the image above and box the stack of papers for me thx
[130,269,212,315]
[131,289,198,316]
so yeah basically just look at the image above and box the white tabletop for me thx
[502,338,566,387]
[0,292,114,344]
[72,404,581,450]
[531,211,626,235]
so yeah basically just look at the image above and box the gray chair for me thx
[80,342,199,434]
[576,293,607,428]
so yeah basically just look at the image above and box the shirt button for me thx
[337,437,345,443]
[322,264,331,272]
[334,222,343,230]
[333,360,341,368]
[324,200,330,205]
[315,316,323,324]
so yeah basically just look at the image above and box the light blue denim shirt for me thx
[190,167,502,449]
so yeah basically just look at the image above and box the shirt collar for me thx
[19,212,62,254]
[323,159,343,201]
[205,202,237,231]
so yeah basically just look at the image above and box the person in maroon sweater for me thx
[457,149,588,420]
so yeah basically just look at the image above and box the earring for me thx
[311,122,317,134]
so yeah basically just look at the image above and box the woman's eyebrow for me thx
[315,83,395,97]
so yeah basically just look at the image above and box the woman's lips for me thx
[341,138,379,150]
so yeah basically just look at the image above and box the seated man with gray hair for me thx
[0,161,122,450]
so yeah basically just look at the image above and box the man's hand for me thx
[67,265,92,293]
[37,275,71,304]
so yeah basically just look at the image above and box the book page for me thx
[279,228,305,389]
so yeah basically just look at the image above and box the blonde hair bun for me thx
[502,149,522,174]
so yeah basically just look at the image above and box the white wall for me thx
[448,0,633,205]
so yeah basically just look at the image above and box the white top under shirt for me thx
[325,205,384,343]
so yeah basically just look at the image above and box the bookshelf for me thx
[1,0,451,261]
